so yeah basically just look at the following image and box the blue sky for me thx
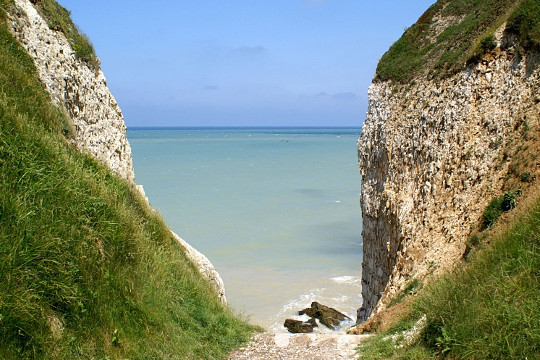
[57,0,434,127]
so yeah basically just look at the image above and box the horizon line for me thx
[127,125,363,130]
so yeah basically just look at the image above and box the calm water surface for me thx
[127,127,363,331]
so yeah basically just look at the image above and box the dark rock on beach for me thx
[283,318,318,333]
[299,302,351,330]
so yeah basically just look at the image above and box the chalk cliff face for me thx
[357,25,539,321]
[8,0,134,182]
[7,0,227,304]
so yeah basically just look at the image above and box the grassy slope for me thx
[375,0,540,83]
[359,194,540,359]
[358,0,540,358]
[0,3,253,359]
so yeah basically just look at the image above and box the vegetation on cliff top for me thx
[28,0,99,68]
[0,2,254,359]
[375,0,540,83]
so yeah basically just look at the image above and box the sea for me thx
[127,127,363,332]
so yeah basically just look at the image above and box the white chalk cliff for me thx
[7,0,226,304]
[357,21,539,321]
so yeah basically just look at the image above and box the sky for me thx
[57,0,435,127]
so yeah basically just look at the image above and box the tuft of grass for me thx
[358,195,540,359]
[483,196,505,227]
[375,0,539,83]
[28,0,99,69]
[0,4,254,359]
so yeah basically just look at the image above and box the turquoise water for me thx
[127,127,363,330]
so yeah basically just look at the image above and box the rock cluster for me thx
[357,24,539,322]
[284,302,351,333]
[284,318,318,334]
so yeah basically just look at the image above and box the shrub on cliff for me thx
[483,190,518,228]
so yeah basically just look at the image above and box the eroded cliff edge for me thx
[357,1,539,322]
[6,0,226,304]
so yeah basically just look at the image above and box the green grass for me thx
[0,3,254,359]
[506,0,540,50]
[29,0,99,68]
[358,195,540,359]
[375,0,539,83]
[387,278,422,308]
[358,311,436,360]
